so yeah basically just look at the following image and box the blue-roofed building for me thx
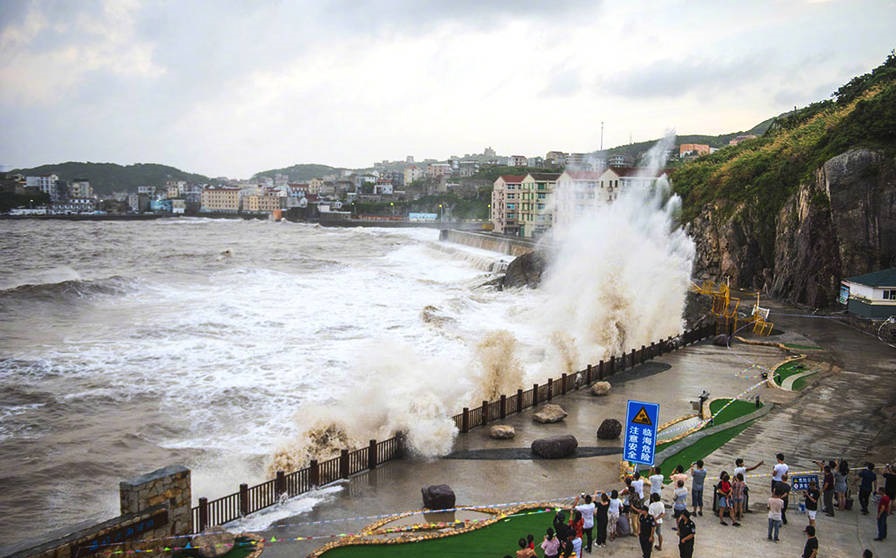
[840,268,896,319]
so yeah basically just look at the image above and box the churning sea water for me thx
[0,161,695,546]
[0,219,520,546]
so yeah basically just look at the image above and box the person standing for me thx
[673,479,689,521]
[540,528,560,558]
[772,453,789,492]
[690,460,707,516]
[632,471,646,501]
[608,489,622,541]
[637,502,657,558]
[801,525,818,558]
[734,457,763,512]
[595,492,610,548]
[834,459,850,511]
[717,471,739,526]
[858,463,877,515]
[883,464,896,502]
[767,489,784,542]
[874,486,890,541]
[648,492,665,551]
[676,509,695,558]
[774,473,792,525]
[819,463,836,516]
[574,492,596,553]
[732,473,747,520]
[649,466,665,499]
[804,479,820,527]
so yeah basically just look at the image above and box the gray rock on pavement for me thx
[489,424,516,439]
[421,484,456,511]
[591,381,612,395]
[531,435,578,458]
[193,527,236,558]
[533,403,568,423]
[597,418,623,440]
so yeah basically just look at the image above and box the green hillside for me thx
[9,162,210,196]
[253,163,344,182]
[671,50,896,230]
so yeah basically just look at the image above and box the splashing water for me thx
[271,133,695,470]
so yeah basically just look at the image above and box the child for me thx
[732,473,746,520]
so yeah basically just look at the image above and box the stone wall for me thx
[439,229,536,256]
[6,466,191,558]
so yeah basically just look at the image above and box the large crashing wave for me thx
[268,133,695,471]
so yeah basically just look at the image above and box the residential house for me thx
[509,155,528,167]
[598,167,667,202]
[840,268,896,319]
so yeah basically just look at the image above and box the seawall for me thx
[439,229,536,256]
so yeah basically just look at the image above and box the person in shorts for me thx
[717,471,739,526]
[804,479,820,527]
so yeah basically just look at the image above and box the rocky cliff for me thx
[689,148,896,307]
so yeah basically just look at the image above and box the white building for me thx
[840,268,896,319]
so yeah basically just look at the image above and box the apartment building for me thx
[244,188,283,213]
[518,172,560,239]
[509,155,528,167]
[552,170,604,228]
[598,167,667,202]
[490,174,525,235]
[200,186,241,213]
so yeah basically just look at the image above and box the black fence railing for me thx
[192,323,715,531]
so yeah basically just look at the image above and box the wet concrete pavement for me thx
[256,299,895,557]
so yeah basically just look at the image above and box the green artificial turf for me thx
[320,508,558,557]
[773,361,806,385]
[658,420,756,482]
[791,373,817,391]
[708,398,762,425]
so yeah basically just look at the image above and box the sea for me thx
[0,146,695,548]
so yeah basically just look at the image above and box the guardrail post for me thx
[640,345,646,363]
[500,395,506,419]
[598,360,604,380]
[649,341,656,359]
[369,439,377,470]
[198,497,208,532]
[340,449,350,479]
[610,356,617,375]
[239,483,249,517]
[561,373,568,394]
[586,364,592,383]
[310,459,319,487]
[275,470,286,498]
[481,400,489,425]
[462,407,470,433]
[630,348,636,367]
[516,389,523,413]
[533,383,539,405]
[547,378,553,400]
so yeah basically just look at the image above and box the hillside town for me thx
[1,138,755,238]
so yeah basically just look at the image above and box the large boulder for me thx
[596,418,623,440]
[193,527,236,558]
[489,424,516,439]
[531,435,578,458]
[503,250,548,289]
[421,484,456,511]
[533,403,568,423]
[591,381,612,396]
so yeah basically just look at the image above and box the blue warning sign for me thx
[624,400,660,466]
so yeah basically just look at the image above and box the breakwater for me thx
[438,229,536,256]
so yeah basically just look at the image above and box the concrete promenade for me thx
[257,299,895,557]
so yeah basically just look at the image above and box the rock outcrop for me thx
[689,149,896,307]
[193,527,236,558]
[531,435,578,458]
[503,250,548,289]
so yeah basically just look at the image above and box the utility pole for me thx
[600,121,604,151]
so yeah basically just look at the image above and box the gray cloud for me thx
[605,55,767,99]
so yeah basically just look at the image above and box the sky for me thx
[0,0,894,179]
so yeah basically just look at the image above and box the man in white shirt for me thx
[631,471,645,500]
[648,492,666,551]
[574,492,597,553]
[772,453,789,491]
[649,466,665,497]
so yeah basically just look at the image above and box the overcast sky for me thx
[1,0,893,179]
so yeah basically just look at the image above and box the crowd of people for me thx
[504,455,896,558]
